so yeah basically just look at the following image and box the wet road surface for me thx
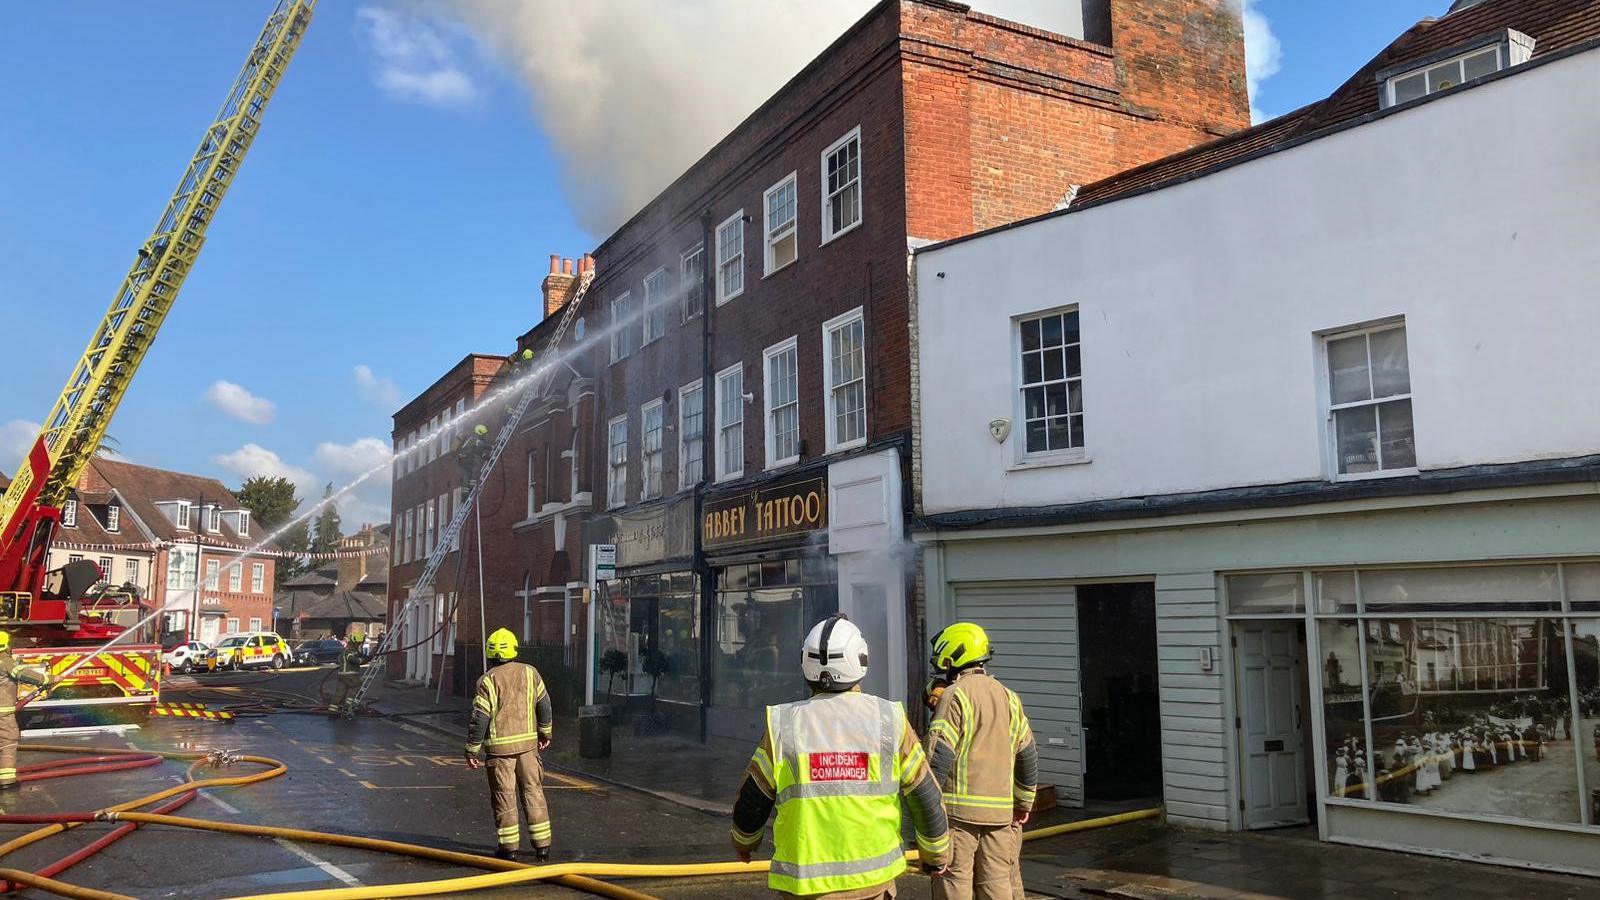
[0,667,813,899]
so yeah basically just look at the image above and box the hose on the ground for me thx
[0,741,1161,900]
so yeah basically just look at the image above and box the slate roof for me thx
[276,588,386,623]
[86,458,278,551]
[1071,0,1600,208]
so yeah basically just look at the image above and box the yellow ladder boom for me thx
[0,1,315,547]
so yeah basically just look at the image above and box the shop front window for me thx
[1307,563,1600,828]
[713,556,837,710]
[596,573,702,705]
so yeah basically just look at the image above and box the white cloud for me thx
[203,380,276,425]
[1,420,41,477]
[357,5,479,108]
[353,365,402,409]
[213,444,320,501]
[313,437,394,478]
[1242,0,1283,124]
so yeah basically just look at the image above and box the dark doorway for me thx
[1078,582,1161,800]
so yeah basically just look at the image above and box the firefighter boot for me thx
[495,846,518,862]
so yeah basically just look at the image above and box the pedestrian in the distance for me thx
[331,630,365,715]
[465,627,553,861]
[730,614,950,898]
[0,631,48,790]
[926,622,1039,900]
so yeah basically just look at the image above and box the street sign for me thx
[592,543,616,583]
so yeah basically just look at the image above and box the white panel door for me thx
[953,584,1082,806]
[1235,621,1308,828]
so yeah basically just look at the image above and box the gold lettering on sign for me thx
[704,477,827,549]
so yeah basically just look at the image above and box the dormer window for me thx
[106,505,120,533]
[62,500,77,528]
[238,511,250,535]
[207,506,222,534]
[175,501,191,530]
[1380,30,1533,109]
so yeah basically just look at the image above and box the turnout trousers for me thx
[0,713,16,787]
[933,820,1024,900]
[331,673,361,710]
[487,749,551,850]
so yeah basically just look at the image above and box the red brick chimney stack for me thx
[541,255,578,317]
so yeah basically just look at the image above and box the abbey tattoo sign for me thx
[702,473,827,551]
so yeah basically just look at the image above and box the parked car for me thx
[161,641,211,674]
[292,639,345,667]
[212,632,292,670]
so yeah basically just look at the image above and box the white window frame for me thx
[62,499,77,528]
[679,380,704,490]
[105,505,120,532]
[415,503,426,560]
[716,211,745,305]
[715,364,745,483]
[205,559,221,591]
[1384,44,1503,108]
[207,506,222,534]
[611,291,634,362]
[820,126,863,244]
[607,414,629,510]
[643,267,669,346]
[763,172,799,276]
[125,558,140,584]
[438,491,450,547]
[425,499,437,554]
[226,617,239,634]
[680,244,705,322]
[403,508,415,564]
[763,337,801,470]
[641,399,665,500]
[822,307,867,452]
[237,510,249,536]
[1320,318,1417,482]
[451,487,464,551]
[228,561,242,592]
[1012,306,1088,466]
[97,556,113,580]
[526,450,538,518]
[251,563,265,594]
[176,501,191,530]
[249,616,262,632]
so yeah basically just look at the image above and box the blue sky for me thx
[0,0,1444,524]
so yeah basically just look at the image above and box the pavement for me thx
[0,667,1594,898]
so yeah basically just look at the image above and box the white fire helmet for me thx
[802,615,869,692]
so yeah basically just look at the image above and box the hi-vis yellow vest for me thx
[767,692,906,896]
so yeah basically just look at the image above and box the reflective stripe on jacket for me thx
[766,691,908,896]
[928,669,1036,824]
[470,662,550,757]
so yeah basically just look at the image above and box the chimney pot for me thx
[548,254,560,274]
[562,257,574,275]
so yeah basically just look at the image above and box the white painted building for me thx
[914,1,1600,874]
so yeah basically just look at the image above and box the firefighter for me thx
[331,630,365,715]
[926,622,1039,900]
[731,615,950,898]
[0,631,47,791]
[465,627,553,862]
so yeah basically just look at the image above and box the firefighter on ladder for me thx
[0,631,47,790]
[331,631,365,716]
[465,627,553,861]
[731,614,950,898]
[925,622,1039,900]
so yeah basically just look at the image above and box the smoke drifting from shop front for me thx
[449,0,1086,235]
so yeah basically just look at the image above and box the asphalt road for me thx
[0,666,811,899]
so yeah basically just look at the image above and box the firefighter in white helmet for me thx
[731,614,950,898]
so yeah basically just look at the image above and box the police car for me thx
[211,632,291,670]
[161,640,212,675]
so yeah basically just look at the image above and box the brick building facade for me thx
[585,0,1248,744]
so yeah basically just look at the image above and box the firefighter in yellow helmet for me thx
[730,615,950,898]
[0,631,47,791]
[465,627,553,861]
[331,630,366,716]
[926,622,1038,900]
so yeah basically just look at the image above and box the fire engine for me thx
[0,1,314,727]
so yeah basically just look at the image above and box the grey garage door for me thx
[952,584,1082,807]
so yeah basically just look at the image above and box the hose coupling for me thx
[207,749,242,767]
[97,811,120,822]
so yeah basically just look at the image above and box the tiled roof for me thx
[86,458,278,551]
[275,588,386,622]
[57,490,151,550]
[1074,0,1600,207]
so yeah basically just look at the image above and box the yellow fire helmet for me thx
[487,627,520,662]
[930,622,992,674]
[0,630,10,652]
[349,631,366,645]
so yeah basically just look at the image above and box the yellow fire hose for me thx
[0,742,1162,900]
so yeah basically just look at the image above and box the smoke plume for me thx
[448,1,1086,236]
